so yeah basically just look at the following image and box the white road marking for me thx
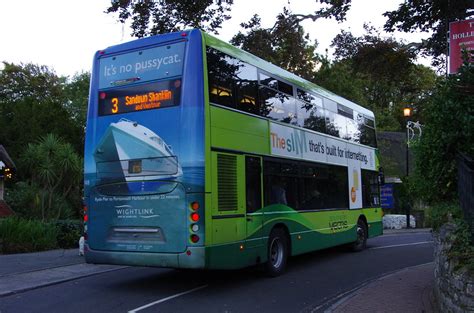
[128,284,208,313]
[369,241,433,250]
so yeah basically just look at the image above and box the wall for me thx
[434,223,474,312]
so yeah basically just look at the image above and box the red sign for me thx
[449,19,474,74]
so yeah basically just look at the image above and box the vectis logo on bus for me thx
[329,220,348,231]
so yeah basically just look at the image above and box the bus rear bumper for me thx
[84,245,206,269]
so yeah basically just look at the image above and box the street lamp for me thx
[403,107,412,229]
[403,107,412,118]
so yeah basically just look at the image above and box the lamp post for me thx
[403,107,412,229]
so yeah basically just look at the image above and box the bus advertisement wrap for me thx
[269,122,376,209]
[98,41,186,89]
[84,37,205,255]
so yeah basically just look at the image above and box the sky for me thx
[0,0,430,77]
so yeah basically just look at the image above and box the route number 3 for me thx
[111,98,119,113]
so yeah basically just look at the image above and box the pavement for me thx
[0,248,125,297]
[0,229,436,313]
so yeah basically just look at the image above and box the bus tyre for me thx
[351,219,367,252]
[265,228,289,277]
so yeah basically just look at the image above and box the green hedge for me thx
[0,218,83,253]
[425,203,462,230]
[0,217,58,254]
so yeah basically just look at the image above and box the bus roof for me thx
[203,32,374,119]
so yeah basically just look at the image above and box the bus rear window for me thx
[98,79,182,116]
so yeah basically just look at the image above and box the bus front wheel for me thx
[351,219,367,252]
[265,228,289,277]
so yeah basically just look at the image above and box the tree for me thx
[231,9,319,81]
[383,0,474,67]
[315,26,437,131]
[411,56,474,203]
[287,0,473,68]
[19,134,82,220]
[63,72,90,136]
[0,63,83,163]
[290,0,352,23]
[313,55,368,106]
[106,0,234,37]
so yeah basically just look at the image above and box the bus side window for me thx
[207,47,237,109]
[362,170,380,207]
[234,61,259,116]
[246,156,262,213]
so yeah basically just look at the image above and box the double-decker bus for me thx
[84,29,383,276]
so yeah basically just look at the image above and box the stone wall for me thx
[434,223,474,313]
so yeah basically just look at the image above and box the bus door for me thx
[210,152,263,267]
[244,156,264,254]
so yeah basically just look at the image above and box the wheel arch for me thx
[358,214,368,230]
[271,223,292,256]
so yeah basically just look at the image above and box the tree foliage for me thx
[411,57,474,203]
[231,9,318,81]
[289,0,352,23]
[106,0,234,37]
[290,0,473,67]
[0,63,84,163]
[63,72,90,135]
[313,55,367,106]
[383,0,474,67]
[314,26,437,131]
[17,134,82,220]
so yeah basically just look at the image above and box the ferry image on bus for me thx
[84,29,383,276]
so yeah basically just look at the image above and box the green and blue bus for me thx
[84,29,383,276]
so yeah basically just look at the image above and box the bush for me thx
[0,217,58,254]
[5,182,78,220]
[448,220,474,273]
[5,181,43,218]
[425,202,462,230]
[54,220,83,248]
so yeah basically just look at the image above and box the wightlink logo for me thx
[270,128,307,156]
[115,205,159,219]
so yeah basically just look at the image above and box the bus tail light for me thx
[191,201,199,211]
[83,205,88,242]
[83,205,88,223]
[190,212,200,222]
[190,234,200,243]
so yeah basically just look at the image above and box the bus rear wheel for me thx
[351,219,367,252]
[265,228,289,277]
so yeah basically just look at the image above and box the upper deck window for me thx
[207,47,259,115]
[259,72,293,96]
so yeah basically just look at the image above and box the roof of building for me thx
[0,145,16,170]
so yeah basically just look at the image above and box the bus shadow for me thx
[108,244,356,295]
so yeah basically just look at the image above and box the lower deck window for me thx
[362,170,380,207]
[264,159,349,210]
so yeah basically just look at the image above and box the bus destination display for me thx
[98,79,181,116]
